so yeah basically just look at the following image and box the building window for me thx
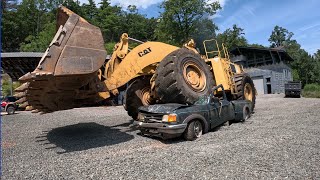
[283,69,290,79]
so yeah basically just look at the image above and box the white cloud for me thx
[298,23,320,32]
[209,0,230,19]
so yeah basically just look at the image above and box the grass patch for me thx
[302,84,320,98]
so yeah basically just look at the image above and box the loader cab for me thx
[203,39,229,59]
[202,38,244,97]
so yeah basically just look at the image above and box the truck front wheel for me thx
[184,120,203,141]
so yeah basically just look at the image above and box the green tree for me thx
[156,0,221,45]
[1,74,20,97]
[191,18,218,53]
[20,22,55,52]
[216,24,248,50]
[96,0,124,42]
[311,50,320,84]
[16,0,49,40]
[61,0,84,16]
[249,43,266,48]
[269,26,316,85]
[268,25,293,48]
[1,0,19,52]
[82,0,98,24]
[314,49,320,60]
[123,5,157,41]
[295,50,313,84]
[1,0,18,12]
[3,0,53,52]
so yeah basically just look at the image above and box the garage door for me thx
[253,78,264,94]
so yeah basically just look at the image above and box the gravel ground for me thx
[2,94,320,179]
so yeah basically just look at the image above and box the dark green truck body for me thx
[134,89,252,139]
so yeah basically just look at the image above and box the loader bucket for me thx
[16,6,107,112]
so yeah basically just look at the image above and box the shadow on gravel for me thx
[36,122,134,154]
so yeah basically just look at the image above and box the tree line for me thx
[1,0,319,86]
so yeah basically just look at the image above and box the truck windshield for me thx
[194,95,210,105]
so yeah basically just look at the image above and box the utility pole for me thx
[10,77,13,96]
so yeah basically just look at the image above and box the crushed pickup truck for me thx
[134,84,253,140]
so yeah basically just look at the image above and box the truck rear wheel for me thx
[234,74,256,111]
[125,78,153,120]
[155,48,214,104]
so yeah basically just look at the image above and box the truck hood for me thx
[139,103,189,114]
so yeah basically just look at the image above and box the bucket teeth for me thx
[25,106,34,111]
[18,72,34,82]
[18,71,53,82]
[19,101,29,108]
[15,92,26,98]
[31,109,40,113]
[15,82,30,92]
[16,97,27,104]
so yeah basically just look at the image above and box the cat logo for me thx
[138,47,152,57]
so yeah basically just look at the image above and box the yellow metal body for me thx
[104,41,178,91]
[101,35,243,99]
[203,39,243,94]
[16,6,245,113]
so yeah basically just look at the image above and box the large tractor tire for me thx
[234,74,256,111]
[155,48,214,104]
[125,78,153,120]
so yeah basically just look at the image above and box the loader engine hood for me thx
[139,104,189,114]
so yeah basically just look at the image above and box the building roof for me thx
[1,52,43,81]
[1,52,44,58]
[230,46,294,62]
[1,52,111,81]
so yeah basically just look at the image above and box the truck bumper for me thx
[133,121,187,135]
[285,90,301,97]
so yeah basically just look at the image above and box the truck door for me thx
[208,97,221,128]
[219,100,235,122]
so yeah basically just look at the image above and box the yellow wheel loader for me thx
[15,6,256,119]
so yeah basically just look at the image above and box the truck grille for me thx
[144,114,163,123]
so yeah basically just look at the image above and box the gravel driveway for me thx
[2,94,320,179]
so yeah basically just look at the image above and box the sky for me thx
[78,0,320,54]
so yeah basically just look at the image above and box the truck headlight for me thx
[162,114,177,122]
[137,113,145,121]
